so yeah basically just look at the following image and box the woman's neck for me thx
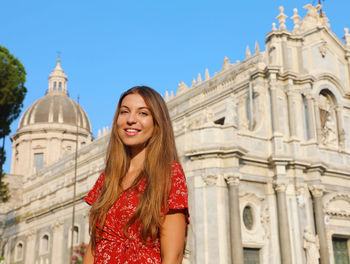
[128,146,146,173]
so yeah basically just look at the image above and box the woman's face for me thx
[117,93,154,151]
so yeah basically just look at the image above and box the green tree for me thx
[0,46,27,202]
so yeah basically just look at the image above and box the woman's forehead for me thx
[120,93,149,108]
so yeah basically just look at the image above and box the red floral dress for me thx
[84,162,189,264]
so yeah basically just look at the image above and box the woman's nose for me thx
[127,112,137,124]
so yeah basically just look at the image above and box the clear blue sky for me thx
[2,0,350,173]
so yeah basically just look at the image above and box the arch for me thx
[15,241,24,261]
[311,75,344,104]
[317,90,339,148]
[68,224,80,247]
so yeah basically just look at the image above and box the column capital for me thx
[225,172,241,186]
[273,180,287,193]
[335,104,344,111]
[27,229,36,239]
[309,185,325,198]
[53,218,64,230]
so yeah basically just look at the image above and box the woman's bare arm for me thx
[82,240,94,264]
[160,213,186,264]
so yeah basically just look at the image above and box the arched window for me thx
[59,82,62,90]
[53,82,57,90]
[68,225,80,247]
[40,234,49,254]
[15,242,24,261]
[73,226,79,245]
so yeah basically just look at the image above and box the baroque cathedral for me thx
[1,4,350,264]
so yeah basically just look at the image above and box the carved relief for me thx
[201,175,217,186]
[319,41,327,58]
[324,192,350,218]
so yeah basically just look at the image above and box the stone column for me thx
[51,219,64,264]
[313,98,322,143]
[335,105,345,150]
[306,94,316,141]
[309,185,330,264]
[286,90,297,138]
[274,181,292,264]
[226,173,244,264]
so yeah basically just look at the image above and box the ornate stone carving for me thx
[201,175,217,186]
[273,181,287,193]
[291,8,301,32]
[324,193,350,218]
[303,227,320,264]
[177,82,188,95]
[225,173,240,186]
[261,206,270,239]
[319,41,327,58]
[53,218,64,230]
[27,229,36,239]
[222,56,231,70]
[276,6,288,31]
[344,28,350,47]
[308,185,324,198]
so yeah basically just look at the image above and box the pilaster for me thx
[308,185,330,264]
[52,219,64,264]
[335,105,345,151]
[25,229,36,264]
[312,98,322,143]
[306,94,316,141]
[225,173,244,264]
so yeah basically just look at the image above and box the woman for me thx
[83,86,189,264]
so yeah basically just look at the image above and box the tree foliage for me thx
[0,46,27,138]
[0,45,27,203]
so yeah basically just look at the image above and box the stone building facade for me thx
[1,4,350,264]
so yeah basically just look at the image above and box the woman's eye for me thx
[140,112,148,116]
[120,110,128,114]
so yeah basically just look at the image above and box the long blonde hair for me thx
[89,86,178,250]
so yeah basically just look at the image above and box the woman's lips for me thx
[124,128,140,136]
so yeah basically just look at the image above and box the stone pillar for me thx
[226,173,244,264]
[286,89,297,138]
[306,94,316,141]
[270,85,280,133]
[25,229,36,264]
[309,185,330,264]
[335,105,345,150]
[51,219,64,264]
[274,181,292,264]
[313,98,322,143]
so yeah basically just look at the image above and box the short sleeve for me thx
[84,173,105,206]
[167,162,189,224]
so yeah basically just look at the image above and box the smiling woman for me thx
[83,86,189,264]
[117,93,154,152]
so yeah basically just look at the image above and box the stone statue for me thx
[303,227,320,264]
[322,114,337,146]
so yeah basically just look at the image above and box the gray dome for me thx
[18,93,91,131]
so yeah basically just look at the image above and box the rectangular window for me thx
[333,237,350,264]
[244,247,260,264]
[34,153,44,170]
